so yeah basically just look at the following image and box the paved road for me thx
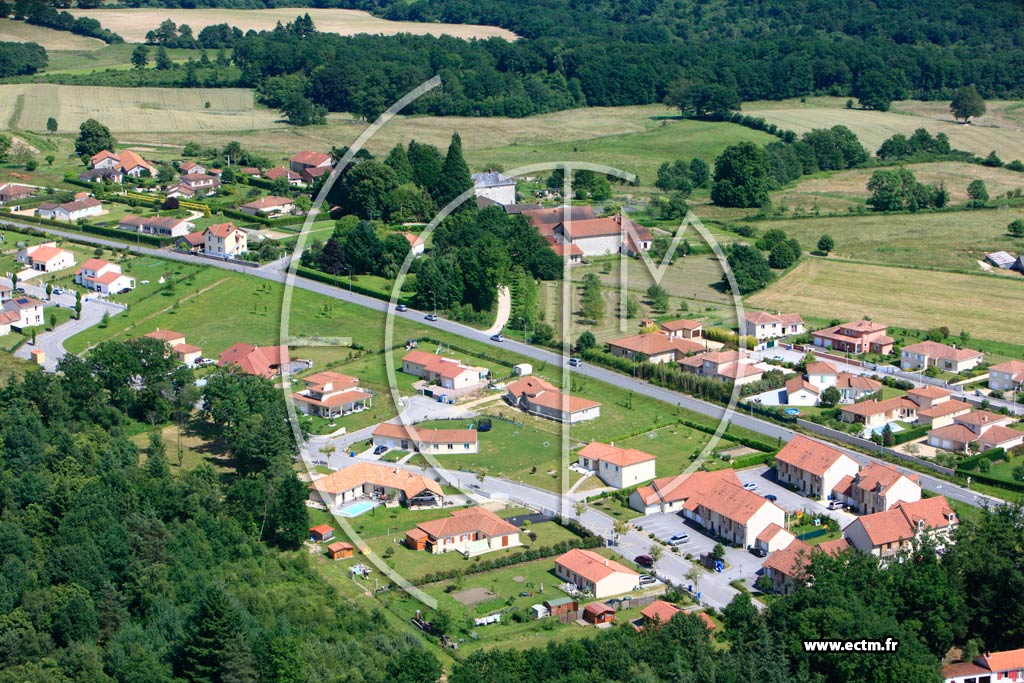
[10,219,1001,511]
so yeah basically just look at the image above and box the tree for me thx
[383,143,414,184]
[576,331,596,353]
[580,273,604,323]
[1013,465,1024,482]
[967,179,989,206]
[625,295,640,318]
[853,68,905,111]
[433,132,473,210]
[145,430,170,480]
[131,44,149,69]
[649,543,664,562]
[178,586,243,683]
[817,234,835,254]
[722,591,759,640]
[45,117,57,133]
[768,241,797,269]
[820,385,841,407]
[44,154,54,166]
[666,80,740,118]
[711,142,773,208]
[1008,220,1024,238]
[689,157,710,187]
[646,284,669,311]
[723,244,773,294]
[711,543,725,561]
[950,85,986,123]
[75,119,115,158]
[74,291,82,320]
[155,46,172,70]
[407,140,443,189]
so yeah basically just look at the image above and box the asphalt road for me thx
[10,219,1003,511]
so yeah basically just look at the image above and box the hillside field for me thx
[748,207,1024,272]
[66,8,516,42]
[744,97,1024,161]
[746,258,1024,344]
[0,18,105,49]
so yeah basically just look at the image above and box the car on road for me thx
[668,532,690,546]
[425,313,438,321]
[750,547,768,558]
[634,554,654,568]
[490,334,504,342]
[743,482,757,490]
[395,304,407,312]
[568,358,583,367]
[52,287,63,295]
[827,500,845,510]
[763,494,778,502]
[372,445,388,455]
[638,574,657,586]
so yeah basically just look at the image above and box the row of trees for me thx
[11,0,123,43]
[0,40,47,78]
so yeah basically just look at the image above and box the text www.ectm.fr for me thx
[803,639,900,653]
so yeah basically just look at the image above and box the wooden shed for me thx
[405,527,428,551]
[309,524,334,542]
[326,541,354,560]
[544,597,578,616]
[583,602,615,625]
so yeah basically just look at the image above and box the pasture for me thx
[772,161,1024,213]
[0,19,104,50]
[66,8,517,42]
[748,207,1024,272]
[743,96,1024,161]
[746,258,1024,345]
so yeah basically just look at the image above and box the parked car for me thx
[634,554,654,568]
[372,445,388,455]
[743,482,757,490]
[763,494,778,502]
[195,358,216,367]
[395,304,407,312]
[568,358,583,367]
[668,533,690,546]
[52,287,63,295]
[425,313,438,321]
[490,334,504,342]
[639,574,657,586]
[750,547,768,558]
[827,500,845,510]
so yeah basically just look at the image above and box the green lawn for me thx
[615,423,740,477]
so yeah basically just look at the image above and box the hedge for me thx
[954,469,1024,494]
[677,418,777,453]
[294,264,413,307]
[956,447,1005,472]
[220,207,309,227]
[730,451,775,469]
[0,212,173,247]
[892,423,931,445]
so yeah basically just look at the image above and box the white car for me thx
[743,482,757,490]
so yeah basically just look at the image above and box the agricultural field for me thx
[748,207,1024,272]
[745,258,1024,345]
[42,44,205,74]
[66,8,517,42]
[772,162,1024,213]
[743,96,1024,161]
[0,19,104,50]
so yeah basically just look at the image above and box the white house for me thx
[37,197,103,222]
[988,360,1024,392]
[505,375,601,423]
[743,311,805,341]
[805,362,838,389]
[785,376,820,406]
[371,422,479,455]
[16,242,76,273]
[310,461,444,509]
[576,441,656,489]
[405,507,521,557]
[74,258,135,295]
[472,170,517,206]
[774,435,860,499]
[203,222,247,257]
[843,496,957,560]
[2,295,44,329]
[118,215,194,238]
[927,410,1024,453]
[401,350,488,391]
[943,649,1024,683]
[901,340,983,373]
[830,462,921,514]
[239,195,296,217]
[291,371,372,419]
[554,549,639,598]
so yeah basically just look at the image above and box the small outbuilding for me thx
[531,604,550,620]
[544,597,578,616]
[582,602,615,625]
[309,524,335,542]
[326,541,354,560]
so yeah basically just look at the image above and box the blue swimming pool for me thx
[338,500,376,518]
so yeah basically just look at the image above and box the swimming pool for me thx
[338,500,376,518]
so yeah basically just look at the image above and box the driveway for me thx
[733,465,857,529]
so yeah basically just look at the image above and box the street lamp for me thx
[340,264,352,292]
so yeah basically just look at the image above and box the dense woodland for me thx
[0,344,441,682]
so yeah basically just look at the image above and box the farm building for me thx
[986,251,1017,269]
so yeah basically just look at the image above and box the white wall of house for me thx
[743,504,787,549]
[476,184,516,206]
[787,388,819,406]
[420,440,479,456]
[989,370,1019,392]
[807,371,837,388]
[585,459,655,489]
[573,234,620,257]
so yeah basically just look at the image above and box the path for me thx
[14,297,125,370]
[483,285,510,336]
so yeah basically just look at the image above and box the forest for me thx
[58,0,1024,121]
[0,342,441,683]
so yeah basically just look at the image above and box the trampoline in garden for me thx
[784,408,800,416]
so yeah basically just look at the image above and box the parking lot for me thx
[733,465,857,530]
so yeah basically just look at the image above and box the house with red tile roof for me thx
[831,462,921,514]
[177,173,221,194]
[179,161,207,175]
[310,461,444,509]
[17,241,76,272]
[2,296,43,329]
[89,149,156,177]
[606,331,704,364]
[678,349,764,385]
[905,385,971,428]
[576,441,656,489]
[988,360,1024,393]
[37,197,103,223]
[743,311,805,342]
[927,410,1023,453]
[0,183,34,205]
[522,207,651,260]
[404,507,520,556]
[554,548,639,598]
[118,214,194,237]
[240,195,295,217]
[636,600,681,629]
[943,648,1024,683]
[812,320,894,355]
[371,421,479,455]
[659,318,704,340]
[629,468,785,548]
[762,537,851,594]
[755,523,796,553]
[842,496,957,561]
[774,435,860,498]
[834,372,882,402]
[289,150,332,174]
[203,222,247,257]
[805,361,838,388]
[838,396,918,429]
[75,258,135,295]
[292,371,372,419]
[401,350,489,391]
[263,167,305,186]
[505,375,601,423]
[901,340,983,373]
[785,376,820,407]
[401,232,425,256]
[217,343,290,378]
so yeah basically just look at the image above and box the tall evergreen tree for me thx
[407,140,443,190]
[145,430,169,480]
[433,132,473,210]
[178,587,242,683]
[383,143,414,184]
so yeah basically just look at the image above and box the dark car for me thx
[750,547,768,558]
[634,554,654,568]
[763,494,778,502]
[372,445,388,455]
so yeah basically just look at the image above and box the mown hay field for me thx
[67,8,516,42]
[746,258,1024,344]
[744,97,1024,161]
[0,18,104,49]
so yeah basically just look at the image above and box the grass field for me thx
[615,424,739,478]
[67,8,516,42]
[42,44,205,74]
[746,258,1024,344]
[773,162,1024,213]
[743,96,1024,161]
[0,19,104,50]
[748,207,1024,272]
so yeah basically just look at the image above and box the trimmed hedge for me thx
[294,264,413,307]
[677,418,777,453]
[955,469,1024,494]
[892,423,931,445]
[0,211,173,247]
[731,451,775,469]
[956,447,1005,472]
